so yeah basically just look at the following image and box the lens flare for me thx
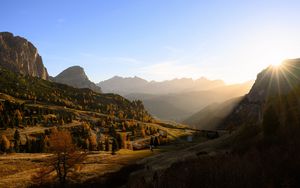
[271,61,283,68]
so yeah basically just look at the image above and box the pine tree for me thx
[0,117,4,129]
[1,135,10,153]
[116,133,123,149]
[109,124,117,138]
[15,109,22,125]
[111,138,119,155]
[14,129,20,141]
[89,134,97,151]
[43,135,50,152]
[98,141,104,151]
[154,136,160,147]
[14,130,21,152]
[84,138,90,150]
[25,136,31,153]
[105,137,110,151]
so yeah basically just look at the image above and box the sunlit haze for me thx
[1,0,300,84]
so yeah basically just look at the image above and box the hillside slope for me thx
[183,97,243,130]
[126,59,300,188]
[126,81,253,121]
[0,65,150,121]
[221,58,300,130]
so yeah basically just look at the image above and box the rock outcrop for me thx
[53,66,102,93]
[0,32,49,79]
[221,58,300,129]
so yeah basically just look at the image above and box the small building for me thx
[206,131,219,139]
[187,135,193,142]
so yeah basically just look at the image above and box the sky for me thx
[1,0,300,84]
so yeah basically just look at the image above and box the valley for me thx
[0,38,208,186]
[2,2,300,186]
[100,76,253,121]
[0,88,204,187]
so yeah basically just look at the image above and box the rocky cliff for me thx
[0,32,49,79]
[221,58,300,129]
[53,66,102,93]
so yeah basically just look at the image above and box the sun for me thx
[271,61,283,68]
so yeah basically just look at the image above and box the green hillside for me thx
[0,66,151,122]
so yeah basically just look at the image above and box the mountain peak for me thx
[0,31,49,80]
[53,66,102,93]
[67,65,84,70]
[221,58,300,130]
[247,58,300,102]
[58,65,86,78]
[109,75,146,81]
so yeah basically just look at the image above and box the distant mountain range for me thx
[51,66,102,93]
[98,75,253,121]
[184,59,300,130]
[127,59,300,188]
[98,76,225,95]
[0,31,253,122]
[126,81,253,121]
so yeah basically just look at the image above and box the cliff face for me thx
[53,66,102,93]
[221,58,300,129]
[247,59,300,102]
[0,32,48,80]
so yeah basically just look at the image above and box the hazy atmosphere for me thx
[1,1,300,187]
[2,0,300,83]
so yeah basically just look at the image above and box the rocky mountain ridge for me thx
[221,58,300,129]
[52,66,102,93]
[0,32,49,80]
[98,76,225,95]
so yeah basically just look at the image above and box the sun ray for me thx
[271,61,283,67]
[264,60,300,112]
[280,66,298,87]
[265,66,277,101]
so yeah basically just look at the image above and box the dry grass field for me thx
[0,149,161,187]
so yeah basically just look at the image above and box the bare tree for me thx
[32,130,86,186]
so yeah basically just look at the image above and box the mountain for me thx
[126,81,253,121]
[221,58,300,130]
[140,98,191,120]
[247,59,300,102]
[183,97,243,130]
[52,66,102,93]
[0,65,150,121]
[98,76,225,95]
[98,76,148,95]
[0,32,48,80]
[99,75,250,121]
[126,59,300,188]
